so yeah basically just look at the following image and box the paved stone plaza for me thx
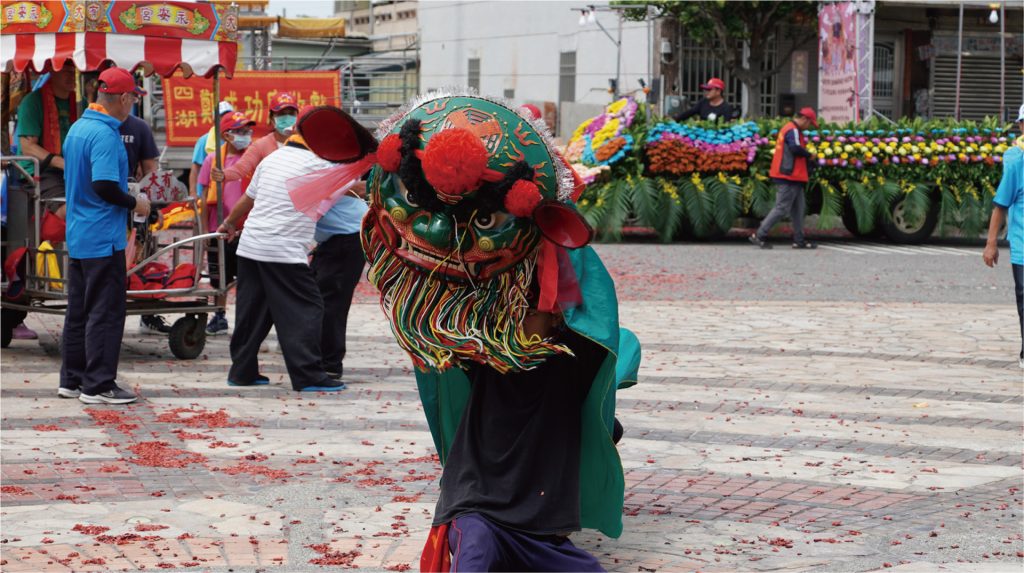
[1,242,1022,572]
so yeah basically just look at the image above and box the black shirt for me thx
[673,99,735,123]
[432,329,607,535]
[120,115,159,181]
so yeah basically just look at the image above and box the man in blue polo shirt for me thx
[60,67,151,404]
[984,104,1024,369]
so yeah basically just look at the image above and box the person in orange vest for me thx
[750,107,819,249]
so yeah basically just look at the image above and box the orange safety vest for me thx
[769,122,809,183]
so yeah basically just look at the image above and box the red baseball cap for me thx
[700,77,725,91]
[521,104,542,120]
[798,107,819,128]
[220,111,256,133]
[270,92,299,113]
[98,67,146,96]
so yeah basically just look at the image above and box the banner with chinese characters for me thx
[161,71,341,146]
[817,1,859,123]
[1,1,237,40]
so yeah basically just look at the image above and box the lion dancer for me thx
[299,92,640,571]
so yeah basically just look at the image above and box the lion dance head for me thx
[302,91,593,373]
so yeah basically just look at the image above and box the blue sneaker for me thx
[206,314,229,335]
[298,382,347,392]
[228,374,270,387]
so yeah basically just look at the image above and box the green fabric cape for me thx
[413,246,642,539]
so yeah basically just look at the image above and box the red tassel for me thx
[421,128,489,199]
[378,133,403,172]
[287,153,377,221]
[420,524,451,572]
[535,240,560,313]
[504,180,542,217]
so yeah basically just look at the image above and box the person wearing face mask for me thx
[209,92,298,186]
[197,111,257,335]
[59,67,151,405]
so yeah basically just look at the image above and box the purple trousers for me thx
[448,513,605,572]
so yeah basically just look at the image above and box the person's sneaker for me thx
[79,385,137,405]
[228,374,270,387]
[206,314,229,335]
[792,241,818,249]
[12,323,38,340]
[748,234,772,249]
[1019,356,1024,369]
[139,315,171,334]
[325,367,343,380]
[57,387,81,399]
[298,380,347,392]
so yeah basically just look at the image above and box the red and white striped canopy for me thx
[1,32,237,78]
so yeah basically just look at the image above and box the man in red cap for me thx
[59,66,150,404]
[210,92,298,186]
[198,111,257,335]
[673,77,735,123]
[751,107,819,249]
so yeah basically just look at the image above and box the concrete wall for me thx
[418,0,656,134]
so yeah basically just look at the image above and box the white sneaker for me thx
[78,385,137,405]
[1019,357,1023,369]
[57,387,81,399]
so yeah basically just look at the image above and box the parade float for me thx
[567,97,1012,243]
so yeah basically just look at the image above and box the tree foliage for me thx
[619,1,818,117]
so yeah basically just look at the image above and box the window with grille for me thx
[675,30,778,117]
[468,58,480,91]
[559,51,576,104]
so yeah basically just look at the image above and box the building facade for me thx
[418,0,659,136]
[419,0,1022,131]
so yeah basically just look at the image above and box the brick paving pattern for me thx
[1,264,1021,572]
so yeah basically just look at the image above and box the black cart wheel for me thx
[168,314,207,359]
[1,308,28,348]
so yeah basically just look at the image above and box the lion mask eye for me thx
[398,180,419,208]
[473,211,509,231]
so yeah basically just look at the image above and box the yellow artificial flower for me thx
[572,118,594,141]
[606,98,628,115]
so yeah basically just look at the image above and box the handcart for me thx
[1,1,240,359]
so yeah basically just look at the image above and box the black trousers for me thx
[311,233,365,374]
[61,252,126,394]
[207,237,239,289]
[229,255,331,390]
[1013,263,1023,359]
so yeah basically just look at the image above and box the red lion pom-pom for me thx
[504,180,543,217]
[421,128,489,198]
[377,134,403,173]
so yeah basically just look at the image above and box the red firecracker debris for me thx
[72,524,110,535]
[32,424,65,431]
[126,441,208,468]
[155,407,255,429]
[307,543,361,567]
[215,462,291,480]
[85,408,140,433]
[95,533,164,545]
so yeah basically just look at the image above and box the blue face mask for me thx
[274,114,297,134]
[230,134,252,150]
